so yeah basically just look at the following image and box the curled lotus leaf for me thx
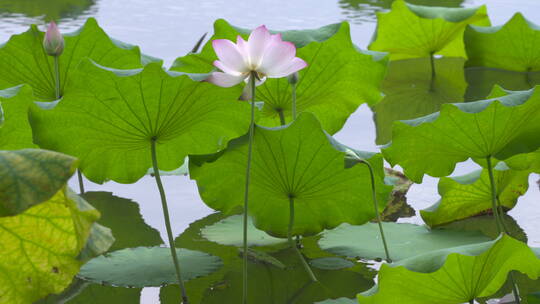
[368,0,490,60]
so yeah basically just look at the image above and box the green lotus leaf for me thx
[383,87,540,183]
[318,222,489,262]
[0,18,158,101]
[0,85,37,150]
[316,298,356,304]
[201,214,287,247]
[190,112,392,237]
[79,247,223,288]
[373,57,466,145]
[357,235,540,304]
[465,13,540,72]
[504,148,540,174]
[172,19,387,134]
[368,0,490,60]
[0,149,77,216]
[62,282,141,304]
[81,191,163,250]
[0,186,100,304]
[437,214,527,243]
[421,163,530,227]
[29,60,250,184]
[530,292,540,303]
[465,67,540,101]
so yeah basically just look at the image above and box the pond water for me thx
[2,0,539,303]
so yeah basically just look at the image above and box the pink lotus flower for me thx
[207,25,307,87]
[43,21,64,56]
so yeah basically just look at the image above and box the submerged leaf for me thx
[29,60,250,184]
[0,187,99,304]
[421,163,530,227]
[172,19,387,134]
[79,247,223,288]
[319,222,490,262]
[0,149,77,216]
[0,85,37,150]
[383,87,540,183]
[0,18,158,101]
[465,13,540,72]
[369,0,490,60]
[190,112,392,237]
[357,235,540,304]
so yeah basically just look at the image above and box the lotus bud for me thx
[287,72,299,85]
[43,21,64,57]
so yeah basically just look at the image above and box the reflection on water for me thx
[339,0,465,24]
[0,0,96,20]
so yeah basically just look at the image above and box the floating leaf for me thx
[201,214,286,247]
[374,57,466,144]
[79,247,223,288]
[383,87,540,183]
[199,247,374,304]
[0,85,37,150]
[190,112,392,237]
[357,235,540,304]
[81,191,163,250]
[0,186,99,304]
[465,13,540,72]
[29,60,250,184]
[421,163,530,227]
[0,18,158,101]
[172,19,387,134]
[368,0,490,60]
[0,149,77,216]
[319,222,490,262]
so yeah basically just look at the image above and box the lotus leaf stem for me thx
[360,160,391,263]
[291,82,297,120]
[278,109,286,125]
[486,156,505,234]
[486,156,521,303]
[242,72,257,304]
[288,196,318,282]
[77,170,85,194]
[151,139,188,304]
